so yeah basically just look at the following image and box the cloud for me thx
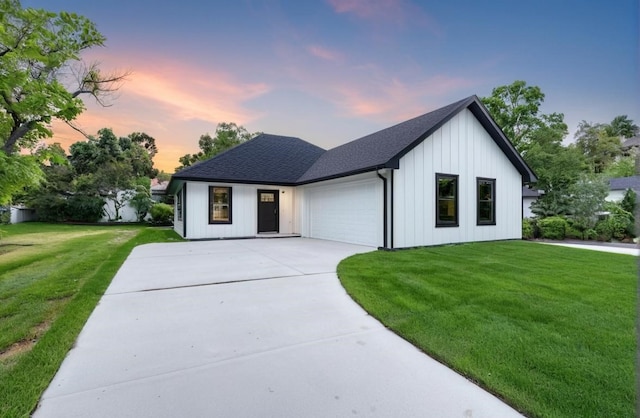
[326,0,442,35]
[330,73,478,121]
[307,45,344,62]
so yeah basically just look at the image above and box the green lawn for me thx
[0,222,182,418]
[337,241,636,418]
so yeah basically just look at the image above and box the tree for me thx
[568,175,609,239]
[574,121,621,173]
[129,178,153,222]
[481,80,567,153]
[176,122,258,171]
[604,156,636,178]
[0,0,127,155]
[605,115,639,139]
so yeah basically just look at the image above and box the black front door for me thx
[257,190,279,233]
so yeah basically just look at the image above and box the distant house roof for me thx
[522,186,542,197]
[168,96,536,193]
[621,135,640,150]
[609,175,640,191]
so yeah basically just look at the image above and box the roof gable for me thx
[172,134,325,185]
[298,95,536,183]
[169,96,536,192]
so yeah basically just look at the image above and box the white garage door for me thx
[306,179,381,247]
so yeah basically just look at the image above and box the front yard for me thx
[0,223,182,418]
[337,241,636,418]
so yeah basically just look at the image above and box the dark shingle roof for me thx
[168,95,536,192]
[621,135,640,150]
[298,95,535,183]
[172,134,325,185]
[609,176,640,191]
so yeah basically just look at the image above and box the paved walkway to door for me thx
[34,238,523,418]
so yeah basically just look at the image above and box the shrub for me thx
[31,194,68,222]
[522,218,535,239]
[66,195,105,222]
[150,203,173,224]
[538,216,568,240]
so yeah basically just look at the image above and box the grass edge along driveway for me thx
[337,240,636,418]
[0,223,182,418]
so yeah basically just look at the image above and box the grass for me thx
[0,222,182,418]
[337,240,636,418]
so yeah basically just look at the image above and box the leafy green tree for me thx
[481,80,567,154]
[568,175,609,239]
[176,122,258,171]
[604,156,636,178]
[575,121,621,173]
[0,153,43,205]
[0,0,126,155]
[129,178,153,222]
[605,115,639,139]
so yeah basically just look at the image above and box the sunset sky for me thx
[22,0,639,173]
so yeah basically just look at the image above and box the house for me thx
[621,136,640,156]
[167,95,536,248]
[607,176,640,202]
[522,186,543,218]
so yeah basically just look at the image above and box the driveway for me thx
[34,238,523,418]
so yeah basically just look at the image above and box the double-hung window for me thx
[209,186,232,224]
[477,178,496,225]
[436,173,458,227]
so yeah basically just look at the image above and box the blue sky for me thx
[23,0,639,172]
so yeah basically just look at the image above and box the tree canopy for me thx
[0,0,126,205]
[175,122,259,172]
[481,80,567,154]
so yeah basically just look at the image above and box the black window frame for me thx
[208,186,232,224]
[176,188,183,221]
[436,173,459,227]
[477,178,496,226]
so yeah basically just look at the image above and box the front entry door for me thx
[257,190,279,233]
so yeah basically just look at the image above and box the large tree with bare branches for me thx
[0,0,126,155]
[0,0,126,204]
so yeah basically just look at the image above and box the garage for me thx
[304,178,382,247]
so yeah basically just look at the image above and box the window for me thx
[176,189,183,221]
[209,186,232,224]
[477,178,496,225]
[436,173,458,227]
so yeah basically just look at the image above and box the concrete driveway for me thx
[34,238,523,418]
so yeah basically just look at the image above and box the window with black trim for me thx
[436,173,458,227]
[176,189,183,221]
[209,186,232,224]
[477,178,496,225]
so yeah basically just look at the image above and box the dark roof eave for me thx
[297,164,396,185]
[169,175,300,188]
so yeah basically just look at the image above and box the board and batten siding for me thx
[301,173,383,247]
[180,181,296,239]
[394,108,522,248]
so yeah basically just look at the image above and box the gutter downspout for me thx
[182,183,187,238]
[376,170,388,249]
[390,170,394,249]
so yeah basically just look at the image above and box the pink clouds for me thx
[326,0,442,35]
[307,45,344,62]
[331,74,477,121]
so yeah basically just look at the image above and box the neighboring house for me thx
[522,186,543,218]
[607,176,640,202]
[621,136,640,156]
[167,95,536,248]
[151,179,169,202]
[4,205,37,224]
